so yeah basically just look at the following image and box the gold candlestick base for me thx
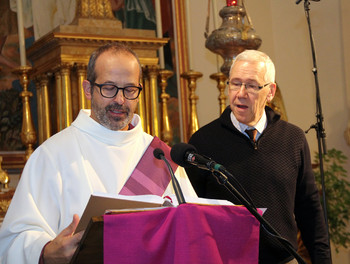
[158,69,174,145]
[210,72,228,114]
[180,70,203,138]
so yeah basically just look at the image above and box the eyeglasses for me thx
[227,81,271,94]
[92,82,142,100]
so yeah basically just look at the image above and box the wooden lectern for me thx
[70,217,104,264]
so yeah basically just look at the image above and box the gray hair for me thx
[229,50,275,83]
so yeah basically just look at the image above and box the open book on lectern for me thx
[75,192,235,233]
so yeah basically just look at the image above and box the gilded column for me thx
[60,64,73,128]
[35,73,51,145]
[35,77,43,145]
[210,72,228,114]
[142,67,151,134]
[39,74,51,142]
[147,65,160,137]
[180,70,203,138]
[76,63,90,110]
[54,69,63,132]
[158,69,174,145]
[138,67,147,133]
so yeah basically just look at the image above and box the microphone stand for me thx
[296,0,332,260]
[212,168,306,264]
[160,155,186,205]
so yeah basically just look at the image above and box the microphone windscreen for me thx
[170,143,197,168]
[153,148,165,160]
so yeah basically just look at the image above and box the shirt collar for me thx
[230,110,267,138]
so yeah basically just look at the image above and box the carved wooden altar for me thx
[27,2,170,145]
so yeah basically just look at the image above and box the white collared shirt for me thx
[230,110,267,141]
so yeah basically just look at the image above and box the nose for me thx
[113,89,125,104]
[237,84,248,97]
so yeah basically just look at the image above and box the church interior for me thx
[0,0,349,262]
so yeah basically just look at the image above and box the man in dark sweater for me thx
[185,50,331,263]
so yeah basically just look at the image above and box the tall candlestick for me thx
[15,0,27,66]
[155,0,165,69]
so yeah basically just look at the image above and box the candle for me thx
[15,0,27,66]
[185,0,193,70]
[226,0,238,6]
[155,0,165,69]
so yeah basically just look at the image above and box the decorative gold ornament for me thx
[210,72,228,114]
[76,0,115,20]
[205,1,262,77]
[0,157,9,189]
[13,66,37,160]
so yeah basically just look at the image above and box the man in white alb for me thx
[0,42,197,264]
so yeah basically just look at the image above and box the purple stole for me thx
[119,137,178,196]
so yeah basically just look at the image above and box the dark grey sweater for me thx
[186,106,330,263]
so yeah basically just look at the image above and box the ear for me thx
[83,80,92,100]
[266,83,276,103]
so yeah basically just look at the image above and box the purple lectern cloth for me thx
[104,203,260,264]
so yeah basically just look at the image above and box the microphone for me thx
[171,143,257,207]
[170,143,223,172]
[153,148,186,204]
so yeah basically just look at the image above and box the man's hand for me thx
[43,214,83,264]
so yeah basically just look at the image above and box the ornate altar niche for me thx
[26,1,170,145]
